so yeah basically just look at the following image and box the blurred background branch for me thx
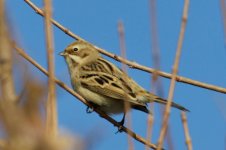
[43,0,58,137]
[0,0,16,102]
[0,1,80,150]
[118,20,134,150]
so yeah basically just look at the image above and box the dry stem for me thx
[146,1,175,149]
[181,112,192,150]
[0,0,16,102]
[157,0,190,149]
[23,0,226,95]
[118,20,134,150]
[43,0,58,136]
[146,0,159,148]
[220,0,226,46]
[14,45,159,150]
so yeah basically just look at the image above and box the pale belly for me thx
[76,86,125,114]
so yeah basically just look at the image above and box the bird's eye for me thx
[73,47,78,52]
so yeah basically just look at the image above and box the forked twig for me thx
[157,0,190,149]
[23,0,226,95]
[14,45,159,150]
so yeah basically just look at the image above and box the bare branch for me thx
[181,112,193,150]
[157,0,190,149]
[43,0,58,136]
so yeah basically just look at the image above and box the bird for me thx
[60,40,188,125]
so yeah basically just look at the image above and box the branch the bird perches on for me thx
[24,0,226,95]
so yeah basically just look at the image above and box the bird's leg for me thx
[116,112,126,133]
[119,113,126,126]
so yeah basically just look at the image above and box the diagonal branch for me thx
[23,0,226,95]
[14,45,159,150]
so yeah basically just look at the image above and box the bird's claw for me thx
[115,118,125,134]
[86,106,94,113]
[115,125,124,134]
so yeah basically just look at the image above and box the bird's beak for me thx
[59,51,66,56]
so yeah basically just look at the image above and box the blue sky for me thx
[6,0,226,150]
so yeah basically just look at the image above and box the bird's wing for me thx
[79,72,145,106]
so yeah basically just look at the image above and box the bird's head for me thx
[60,40,100,66]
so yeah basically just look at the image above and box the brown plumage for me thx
[60,40,188,118]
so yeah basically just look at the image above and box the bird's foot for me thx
[115,115,125,134]
[86,106,94,113]
[115,125,123,134]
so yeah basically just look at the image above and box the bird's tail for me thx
[144,92,189,111]
[154,97,189,111]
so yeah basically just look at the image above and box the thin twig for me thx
[146,1,175,149]
[23,0,226,95]
[43,0,58,136]
[146,0,159,148]
[181,112,192,150]
[214,98,226,122]
[14,45,159,150]
[118,20,134,150]
[220,0,226,48]
[147,0,175,149]
[157,0,190,149]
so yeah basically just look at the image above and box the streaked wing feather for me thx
[80,72,145,106]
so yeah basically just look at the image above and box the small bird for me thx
[60,40,188,124]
